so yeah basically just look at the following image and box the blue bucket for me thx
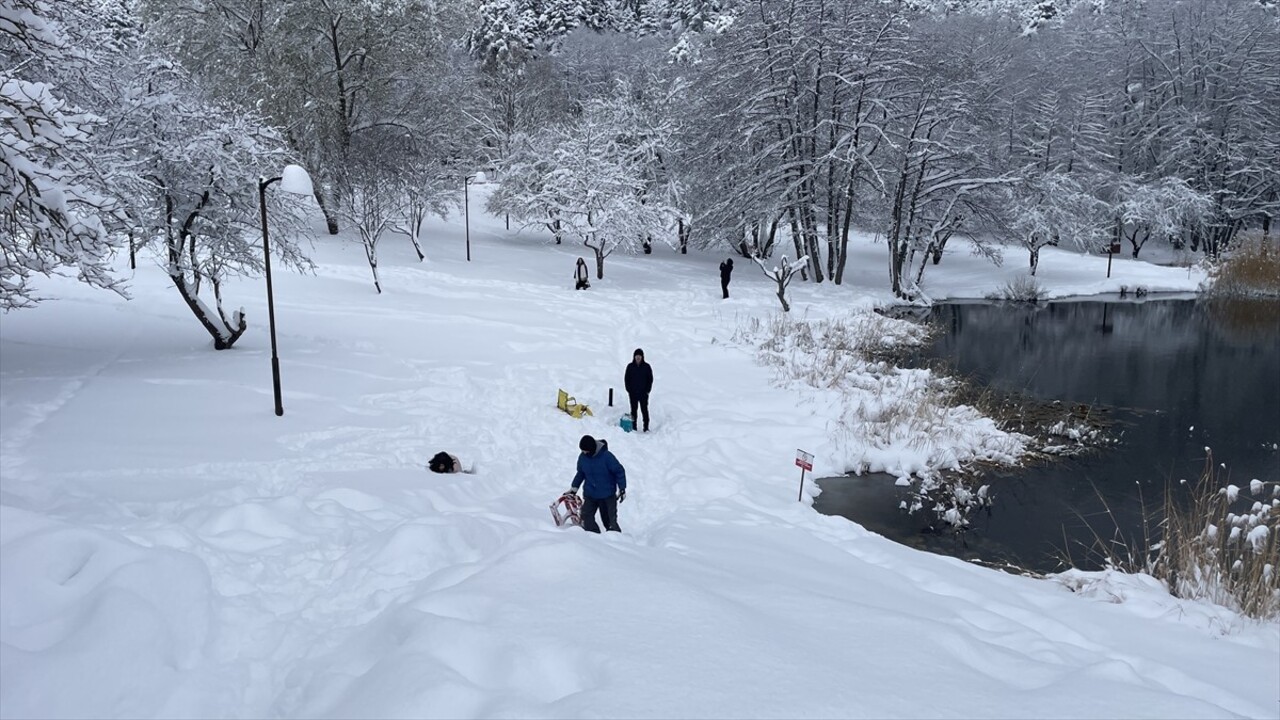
[619,415,634,432]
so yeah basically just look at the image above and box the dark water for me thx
[814,297,1280,573]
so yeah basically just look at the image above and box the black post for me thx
[464,176,473,262]
[608,388,614,407]
[259,176,285,417]
[797,467,806,502]
[1107,246,1114,278]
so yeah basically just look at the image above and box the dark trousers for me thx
[721,279,730,298]
[581,495,620,533]
[628,392,650,431]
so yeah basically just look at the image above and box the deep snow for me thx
[1,185,1274,719]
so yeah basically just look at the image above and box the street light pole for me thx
[257,164,314,418]
[464,174,475,262]
[258,175,286,417]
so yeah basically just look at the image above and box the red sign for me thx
[795,449,814,471]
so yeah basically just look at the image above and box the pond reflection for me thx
[814,298,1280,573]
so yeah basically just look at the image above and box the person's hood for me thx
[594,438,608,455]
[632,348,645,361]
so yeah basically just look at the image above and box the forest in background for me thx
[4,0,1278,339]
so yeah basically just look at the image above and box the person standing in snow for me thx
[574,257,590,290]
[565,434,627,532]
[624,348,653,432]
[719,257,734,299]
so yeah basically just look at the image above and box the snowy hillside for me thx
[1,190,1273,719]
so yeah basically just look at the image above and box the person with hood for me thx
[719,257,734,299]
[624,348,653,432]
[574,257,590,290]
[565,434,627,532]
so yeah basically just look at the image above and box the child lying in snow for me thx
[428,452,463,473]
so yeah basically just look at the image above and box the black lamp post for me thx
[257,164,314,417]
[463,174,476,262]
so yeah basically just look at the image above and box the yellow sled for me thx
[557,389,593,418]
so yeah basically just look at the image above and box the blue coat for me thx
[572,439,627,499]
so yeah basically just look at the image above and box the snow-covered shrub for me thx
[734,312,1027,528]
[990,275,1046,303]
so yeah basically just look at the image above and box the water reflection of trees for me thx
[1204,297,1280,346]
[929,301,1278,431]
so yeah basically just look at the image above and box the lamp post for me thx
[258,164,314,417]
[463,174,475,262]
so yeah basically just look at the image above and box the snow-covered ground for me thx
[2,186,1272,719]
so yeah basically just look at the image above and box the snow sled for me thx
[619,415,634,432]
[556,389,593,419]
[551,493,583,527]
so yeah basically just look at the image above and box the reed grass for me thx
[1207,232,1280,298]
[1065,450,1279,620]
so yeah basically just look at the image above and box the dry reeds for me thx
[1207,232,1280,298]
[1069,450,1279,620]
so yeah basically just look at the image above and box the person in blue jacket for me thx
[566,434,627,533]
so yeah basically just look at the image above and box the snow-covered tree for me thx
[0,0,121,310]
[335,163,404,294]
[497,87,676,278]
[1001,171,1109,275]
[752,253,808,312]
[142,0,470,237]
[1113,176,1211,258]
[95,57,312,349]
[489,127,567,244]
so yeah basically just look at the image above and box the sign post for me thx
[795,449,814,501]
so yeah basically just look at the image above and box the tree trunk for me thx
[887,177,908,298]
[835,166,857,285]
[787,209,808,282]
[801,200,824,283]
[315,189,340,235]
[1030,245,1040,276]
[587,237,606,279]
[364,240,382,294]
[170,272,246,349]
[405,204,426,261]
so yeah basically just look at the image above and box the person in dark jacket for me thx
[574,257,590,290]
[624,348,653,432]
[719,258,734,299]
[566,434,626,532]
[428,451,462,473]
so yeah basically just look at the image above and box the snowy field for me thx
[1,186,1274,719]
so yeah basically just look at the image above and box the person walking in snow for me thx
[575,257,590,290]
[624,348,653,432]
[719,257,734,299]
[565,434,627,532]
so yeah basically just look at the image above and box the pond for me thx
[813,297,1280,573]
